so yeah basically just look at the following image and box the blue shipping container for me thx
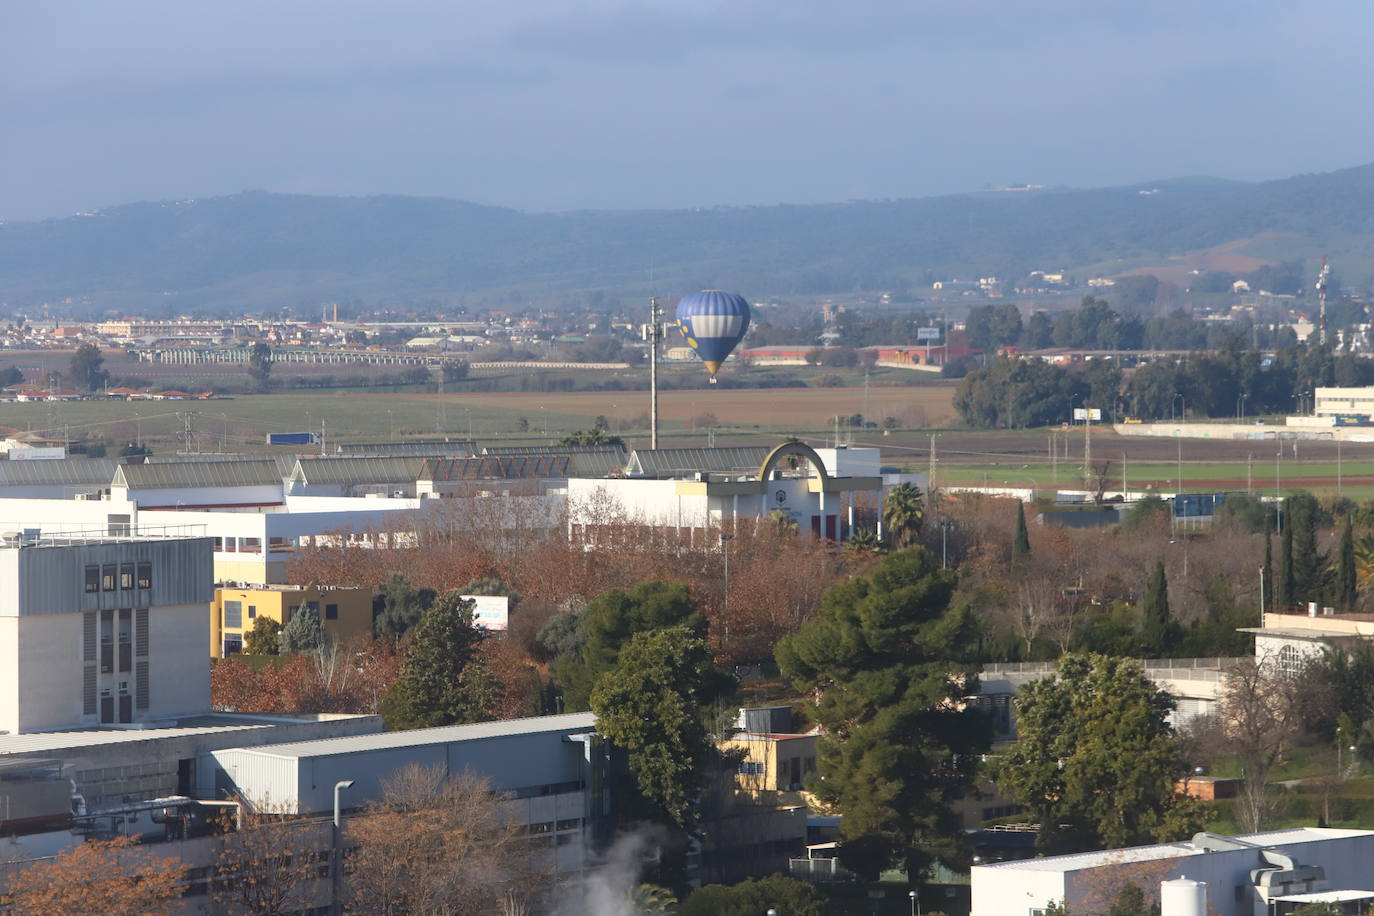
[266,432,319,445]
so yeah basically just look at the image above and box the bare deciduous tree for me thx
[347,765,544,916]
[1220,656,1306,832]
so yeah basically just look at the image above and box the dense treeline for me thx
[961,296,1302,354]
[956,336,1374,427]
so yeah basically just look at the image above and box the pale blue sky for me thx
[4,0,1373,221]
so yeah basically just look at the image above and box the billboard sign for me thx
[916,327,941,342]
[1072,408,1102,421]
[461,595,509,631]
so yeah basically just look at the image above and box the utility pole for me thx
[1121,451,1127,498]
[1082,406,1092,487]
[1247,452,1253,496]
[928,434,937,499]
[648,296,662,449]
[1050,433,1056,483]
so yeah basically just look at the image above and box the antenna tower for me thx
[1316,255,1331,347]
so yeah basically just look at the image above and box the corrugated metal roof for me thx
[483,446,626,476]
[114,459,282,490]
[420,455,571,481]
[0,458,115,487]
[224,712,597,760]
[627,446,771,478]
[145,453,297,476]
[292,456,427,486]
[335,440,477,457]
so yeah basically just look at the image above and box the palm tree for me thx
[844,528,885,555]
[1354,531,1374,592]
[766,509,799,535]
[882,483,925,549]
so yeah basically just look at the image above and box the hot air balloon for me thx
[674,290,751,383]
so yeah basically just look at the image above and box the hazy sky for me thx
[5,0,1374,221]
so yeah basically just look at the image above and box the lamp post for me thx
[910,889,921,916]
[939,519,955,569]
[1236,393,1247,420]
[1173,393,1185,423]
[767,909,778,916]
[332,779,354,916]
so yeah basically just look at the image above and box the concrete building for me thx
[1241,609,1374,675]
[0,533,214,732]
[201,712,607,873]
[971,829,1374,916]
[210,584,373,657]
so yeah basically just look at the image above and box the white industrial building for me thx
[202,712,606,873]
[0,533,214,732]
[972,829,1374,916]
[567,443,908,545]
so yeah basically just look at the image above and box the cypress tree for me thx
[1012,501,1031,559]
[1291,494,1323,600]
[1280,506,1296,607]
[1262,525,1273,610]
[1140,559,1176,653]
[1338,514,1357,610]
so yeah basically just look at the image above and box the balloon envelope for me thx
[674,290,750,377]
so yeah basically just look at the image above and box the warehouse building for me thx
[200,712,606,873]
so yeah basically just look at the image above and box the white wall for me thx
[148,602,211,718]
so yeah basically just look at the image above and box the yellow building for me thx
[210,585,373,657]
[724,731,818,793]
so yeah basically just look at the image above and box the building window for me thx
[1278,644,1304,676]
[737,762,765,776]
[247,605,256,619]
[136,562,152,590]
[85,565,99,593]
[119,564,134,590]
[101,565,116,591]
[325,603,338,620]
[223,601,243,629]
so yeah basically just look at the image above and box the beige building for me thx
[0,534,213,732]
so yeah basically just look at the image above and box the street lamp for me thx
[1069,393,1080,425]
[1172,393,1185,423]
[332,779,354,916]
[910,889,921,916]
[767,909,778,916]
[1236,393,1247,420]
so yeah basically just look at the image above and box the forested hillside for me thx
[5,162,1374,311]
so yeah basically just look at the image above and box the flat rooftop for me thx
[221,712,597,760]
[0,713,374,756]
[976,829,1374,873]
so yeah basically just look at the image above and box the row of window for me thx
[84,563,152,594]
[222,600,340,630]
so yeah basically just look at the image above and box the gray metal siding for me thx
[10,538,213,617]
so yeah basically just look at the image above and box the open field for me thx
[0,385,959,451]
[856,428,1374,500]
[11,389,1374,499]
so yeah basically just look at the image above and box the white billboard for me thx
[917,327,941,341]
[461,595,509,631]
[1072,408,1102,421]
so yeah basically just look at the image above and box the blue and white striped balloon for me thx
[674,290,751,379]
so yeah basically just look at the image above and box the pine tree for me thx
[382,592,496,729]
[1140,559,1177,653]
[776,547,990,881]
[1012,501,1031,559]
[1338,514,1357,610]
[278,605,325,654]
[1280,508,1296,607]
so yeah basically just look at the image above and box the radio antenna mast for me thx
[1316,255,1331,347]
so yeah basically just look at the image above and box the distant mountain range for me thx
[6,163,1374,313]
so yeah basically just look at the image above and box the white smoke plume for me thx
[551,826,668,916]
